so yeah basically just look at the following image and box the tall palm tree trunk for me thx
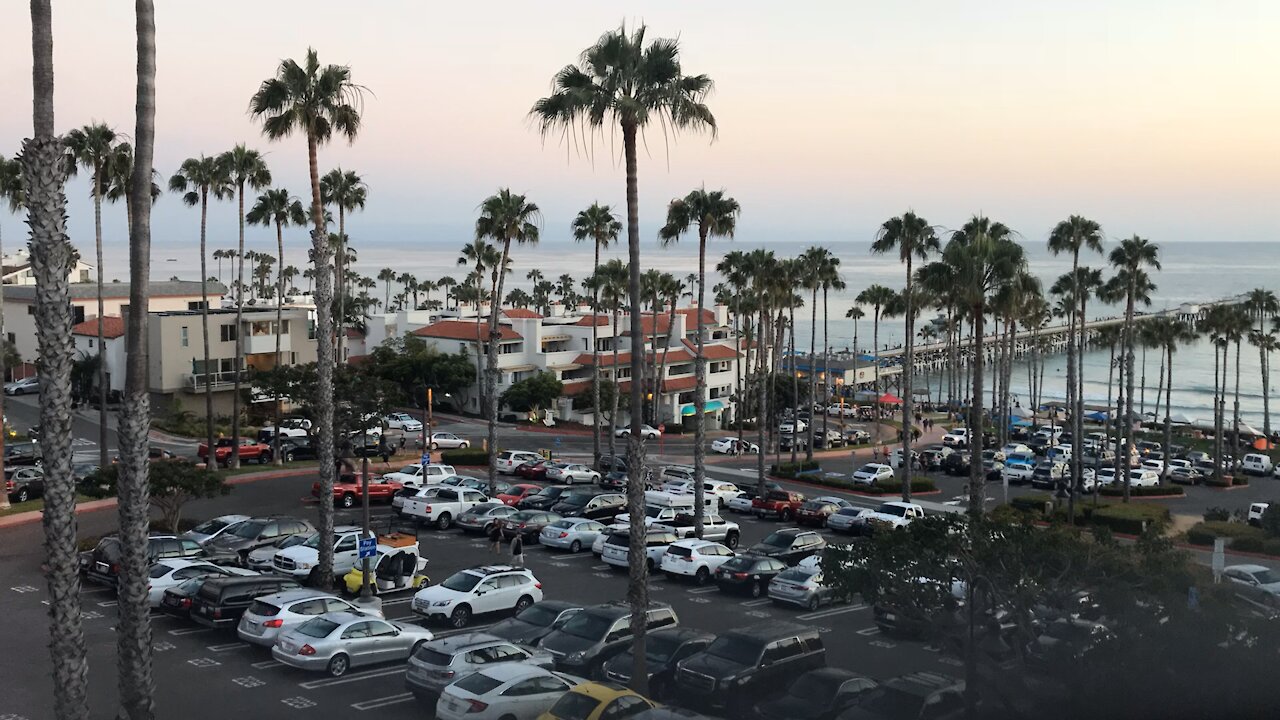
[26,3,90,715]
[486,240,513,496]
[1074,294,1088,510]
[732,296,744,448]
[229,181,247,468]
[756,302,769,497]
[1260,340,1271,444]
[336,207,346,362]
[1233,338,1242,473]
[620,122,650,696]
[1163,343,1174,483]
[273,219,285,465]
[692,231,709,536]
[821,286,831,446]
[789,305,799,466]
[92,168,109,468]
[1065,306,1077,517]
[872,309,881,442]
[1122,290,1136,502]
[660,295,678,427]
[117,2,158,715]
[472,272,485,413]
[968,306,985,514]
[307,135,337,588]
[199,191,215,467]
[591,242,601,465]
[608,308,620,460]
[806,283,818,462]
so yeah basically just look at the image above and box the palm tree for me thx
[65,123,119,469]
[818,258,844,445]
[321,168,367,362]
[921,216,1025,514]
[1145,318,1196,482]
[1049,266,1100,511]
[0,153,24,513]
[872,212,940,498]
[572,203,622,464]
[24,5,91,714]
[855,285,896,443]
[1226,306,1251,473]
[657,273,685,427]
[247,188,305,465]
[717,251,750,445]
[251,47,365,589]
[593,260,630,459]
[846,306,865,356]
[744,249,778,494]
[218,145,272,467]
[169,156,231,464]
[640,268,663,421]
[1108,236,1160,501]
[459,239,501,412]
[377,267,397,307]
[797,247,829,460]
[659,188,739,534]
[475,189,541,495]
[1245,289,1279,442]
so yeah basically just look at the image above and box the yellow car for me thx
[537,681,656,720]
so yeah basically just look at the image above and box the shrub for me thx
[1203,506,1232,522]
[1089,504,1169,535]
[1204,474,1248,488]
[1261,505,1280,539]
[1186,521,1267,546]
[1098,485,1184,497]
[440,448,491,466]
[770,460,820,480]
[1230,536,1266,553]
[864,478,937,495]
[1010,493,1054,514]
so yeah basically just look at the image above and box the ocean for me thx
[137,238,1278,426]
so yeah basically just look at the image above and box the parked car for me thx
[545,463,601,485]
[404,631,553,704]
[753,490,807,521]
[83,534,205,587]
[779,434,809,452]
[384,412,424,432]
[496,483,544,507]
[412,565,544,628]
[158,575,216,620]
[541,681,657,720]
[1030,462,1067,490]
[539,518,607,553]
[455,504,520,534]
[274,436,317,463]
[4,466,45,503]
[745,528,826,566]
[851,463,894,486]
[941,451,971,476]
[145,559,255,608]
[845,428,872,444]
[488,600,583,646]
[713,554,789,598]
[711,437,759,455]
[553,491,625,520]
[429,432,470,450]
[674,622,826,713]
[659,539,736,584]
[3,440,42,468]
[602,529,680,571]
[827,507,875,535]
[434,664,581,720]
[649,513,741,548]
[4,376,40,395]
[836,672,965,720]
[383,463,458,487]
[272,611,434,677]
[197,437,272,466]
[519,485,572,511]
[540,600,678,676]
[1222,564,1280,607]
[768,566,836,611]
[202,516,314,565]
[941,428,970,447]
[615,424,661,440]
[795,499,841,528]
[861,501,925,534]
[757,668,878,720]
[778,419,808,434]
[315,474,404,509]
[498,511,563,542]
[497,450,545,474]
[1168,465,1204,485]
[1248,502,1270,527]
[1240,453,1275,476]
[602,627,716,702]
[245,532,310,572]
[190,575,301,629]
[237,589,375,647]
[271,525,369,581]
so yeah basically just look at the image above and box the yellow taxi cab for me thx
[536,681,656,720]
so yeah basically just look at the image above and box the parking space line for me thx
[97,600,118,607]
[546,553,596,561]
[207,642,249,652]
[432,624,492,639]
[298,666,405,689]
[796,604,866,621]
[380,597,414,606]
[169,627,215,636]
[740,599,771,607]
[855,626,880,636]
[687,587,718,595]
[351,693,415,711]
[592,565,609,570]
[251,660,283,669]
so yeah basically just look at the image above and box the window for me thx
[180,326,189,347]
[341,622,372,639]
[322,598,353,613]
[26,306,34,315]
[367,621,398,637]
[73,306,85,324]
[763,637,800,663]
[335,536,357,553]
[502,679,543,697]
[88,339,94,349]
[600,696,649,720]
[220,324,237,342]
[187,301,206,311]
[180,540,201,555]
[291,599,327,616]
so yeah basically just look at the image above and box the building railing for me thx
[183,369,249,392]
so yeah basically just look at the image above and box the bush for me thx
[440,448,491,466]
[864,477,938,495]
[1203,506,1232,522]
[1010,493,1055,515]
[1261,505,1280,539]
[1089,504,1170,535]
[1098,485,1184,497]
[770,460,820,480]
[1186,521,1267,546]
[1204,474,1248,488]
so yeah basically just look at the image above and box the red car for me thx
[795,500,840,528]
[197,438,271,467]
[313,473,404,509]
[495,483,542,506]
[515,460,550,482]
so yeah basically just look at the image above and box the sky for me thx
[0,0,1277,274]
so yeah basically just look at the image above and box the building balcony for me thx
[243,333,290,355]
[184,370,249,393]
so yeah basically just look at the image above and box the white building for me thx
[2,247,94,286]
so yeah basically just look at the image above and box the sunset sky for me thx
[0,0,1276,259]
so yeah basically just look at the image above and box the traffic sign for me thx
[421,454,431,465]
[358,537,377,559]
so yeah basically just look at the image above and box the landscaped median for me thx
[1002,492,1172,535]
[769,461,939,496]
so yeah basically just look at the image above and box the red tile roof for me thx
[71,316,126,339]
[575,315,610,327]
[503,308,543,319]
[412,320,522,342]
[681,340,741,360]
[573,347,696,368]
[676,307,717,326]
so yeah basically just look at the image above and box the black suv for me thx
[745,528,825,566]
[190,575,300,629]
[674,622,826,712]
[82,535,204,587]
[274,436,316,463]
[540,600,678,677]
[553,491,626,520]
[518,485,572,511]
[597,455,628,473]
[5,440,42,467]
[603,627,716,701]
[201,516,315,565]
[941,452,971,476]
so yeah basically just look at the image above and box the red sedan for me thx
[495,483,542,506]
[515,460,550,482]
[795,500,840,528]
[312,473,404,509]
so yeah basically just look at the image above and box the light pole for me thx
[421,387,433,483]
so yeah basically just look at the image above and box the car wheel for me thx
[750,581,763,598]
[646,558,655,572]
[285,452,295,462]
[436,513,452,531]
[450,604,472,628]
[515,595,534,614]
[430,442,439,450]
[327,653,350,677]
[807,595,820,611]
[694,567,710,585]
[341,493,356,509]
[460,442,470,449]
[569,540,582,553]
[725,532,739,549]
[781,509,793,522]
[16,487,29,503]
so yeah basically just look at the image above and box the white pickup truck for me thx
[272,525,369,580]
[863,501,926,533]
[382,463,457,488]
[401,486,490,530]
[941,428,970,448]
[650,512,741,549]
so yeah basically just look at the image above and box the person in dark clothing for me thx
[488,523,503,555]
[378,434,391,464]
[510,534,524,567]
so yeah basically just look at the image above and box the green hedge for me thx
[1099,485,1185,497]
[440,448,491,466]
[1229,537,1280,555]
[1010,493,1055,514]
[1186,521,1268,546]
[862,478,938,495]
[1089,504,1170,534]
[1204,474,1248,488]
[770,460,820,480]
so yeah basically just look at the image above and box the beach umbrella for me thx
[878,393,902,405]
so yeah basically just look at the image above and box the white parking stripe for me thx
[688,587,718,595]
[380,597,414,606]
[547,553,596,561]
[856,626,880,636]
[207,642,249,652]
[298,666,406,689]
[251,660,283,669]
[432,624,493,638]
[169,627,214,636]
[740,599,771,607]
[796,604,867,621]
[351,693,415,711]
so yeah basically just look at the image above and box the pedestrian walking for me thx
[488,522,503,555]
[872,447,880,463]
[510,534,524,567]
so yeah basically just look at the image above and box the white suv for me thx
[601,530,679,571]
[496,451,543,474]
[412,566,543,629]
[658,539,736,584]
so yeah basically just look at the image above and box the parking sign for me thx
[358,537,377,559]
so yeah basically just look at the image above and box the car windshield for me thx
[148,563,174,579]
[559,611,615,640]
[247,600,281,617]
[276,534,307,550]
[397,465,418,474]
[295,617,340,638]
[548,520,575,530]
[836,508,863,517]
[760,532,795,548]
[1252,569,1278,584]
[515,604,562,627]
[301,533,325,549]
[441,571,482,593]
[857,465,880,474]
[191,518,234,535]
[645,633,686,663]
[454,670,504,696]
[547,692,601,720]
[644,506,667,519]
[537,487,566,499]
[877,504,908,518]
[560,493,592,507]
[705,635,763,663]
[230,521,266,539]
[777,567,816,583]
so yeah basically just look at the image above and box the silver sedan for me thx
[272,611,434,677]
[539,518,606,553]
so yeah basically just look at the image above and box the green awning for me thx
[681,400,726,416]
